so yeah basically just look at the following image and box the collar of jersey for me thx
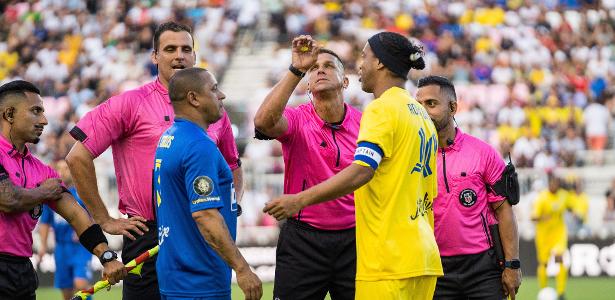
[441,127,464,152]
[0,134,31,158]
[308,101,351,130]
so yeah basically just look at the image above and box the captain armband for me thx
[78,224,108,254]
[354,142,384,170]
[490,154,520,205]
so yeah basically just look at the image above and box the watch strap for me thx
[289,64,306,78]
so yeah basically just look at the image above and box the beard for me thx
[432,118,450,132]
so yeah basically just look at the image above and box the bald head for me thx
[168,67,226,125]
[168,67,211,103]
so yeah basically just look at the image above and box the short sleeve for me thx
[69,95,134,158]
[40,204,53,225]
[276,107,301,143]
[183,140,224,213]
[356,101,394,158]
[211,113,241,170]
[483,145,507,203]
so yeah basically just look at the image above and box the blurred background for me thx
[2,0,614,299]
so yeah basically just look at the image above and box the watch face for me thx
[512,261,521,268]
[103,251,114,260]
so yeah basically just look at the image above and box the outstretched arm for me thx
[264,163,374,220]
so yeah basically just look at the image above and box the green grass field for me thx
[37,277,615,300]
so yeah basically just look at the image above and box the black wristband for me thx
[289,64,305,78]
[78,224,108,254]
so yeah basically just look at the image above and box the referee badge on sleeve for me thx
[30,204,43,219]
[193,176,214,196]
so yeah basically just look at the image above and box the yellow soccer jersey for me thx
[569,192,589,223]
[532,189,571,247]
[353,87,443,281]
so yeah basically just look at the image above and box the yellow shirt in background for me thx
[532,189,571,246]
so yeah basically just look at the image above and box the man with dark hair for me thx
[155,67,262,300]
[264,31,442,300]
[66,21,243,300]
[0,80,126,300]
[254,35,361,300]
[416,75,522,300]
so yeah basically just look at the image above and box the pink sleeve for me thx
[276,107,300,143]
[483,145,507,203]
[215,113,241,170]
[69,94,134,158]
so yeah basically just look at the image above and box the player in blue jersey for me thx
[38,160,93,300]
[154,67,262,300]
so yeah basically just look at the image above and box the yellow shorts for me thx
[355,276,438,300]
[536,240,567,264]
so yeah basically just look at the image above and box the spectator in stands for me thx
[584,96,611,164]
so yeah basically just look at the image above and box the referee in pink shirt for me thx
[254,36,361,300]
[0,80,126,300]
[416,76,522,300]
[66,22,243,300]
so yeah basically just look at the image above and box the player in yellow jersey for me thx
[264,31,443,300]
[532,175,573,300]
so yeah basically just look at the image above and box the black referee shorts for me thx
[434,249,506,300]
[122,220,160,300]
[0,253,37,300]
[273,219,356,300]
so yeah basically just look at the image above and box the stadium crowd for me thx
[1,0,615,234]
[263,0,615,169]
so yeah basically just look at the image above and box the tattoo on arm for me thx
[0,179,21,212]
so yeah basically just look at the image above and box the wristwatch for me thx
[289,64,306,78]
[504,259,521,269]
[99,250,118,265]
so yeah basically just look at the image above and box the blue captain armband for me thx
[354,142,384,170]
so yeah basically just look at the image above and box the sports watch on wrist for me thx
[99,250,118,265]
[504,259,521,269]
[289,64,306,78]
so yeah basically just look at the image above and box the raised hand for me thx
[291,35,322,72]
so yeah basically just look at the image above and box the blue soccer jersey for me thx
[154,118,237,298]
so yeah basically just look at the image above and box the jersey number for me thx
[411,128,436,178]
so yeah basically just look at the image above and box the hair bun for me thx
[408,42,425,70]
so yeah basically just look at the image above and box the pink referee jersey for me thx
[434,128,506,256]
[0,135,61,257]
[70,79,239,221]
[277,102,361,230]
